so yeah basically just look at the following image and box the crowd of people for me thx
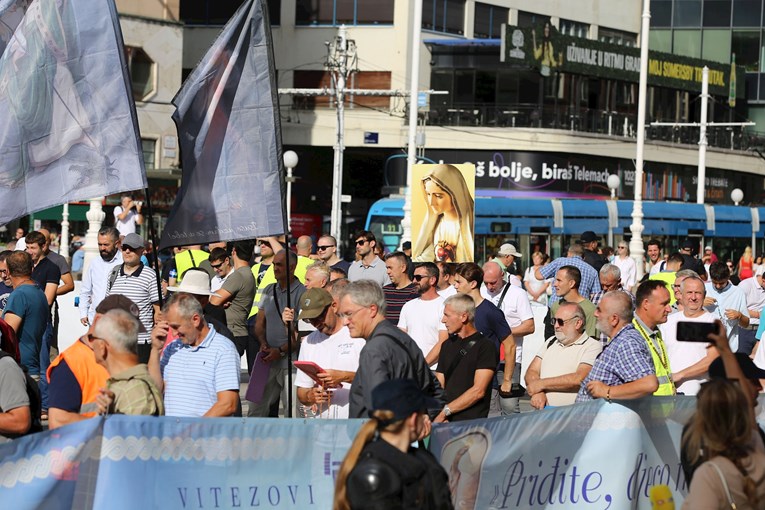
[1,212,764,508]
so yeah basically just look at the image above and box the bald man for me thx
[294,236,314,282]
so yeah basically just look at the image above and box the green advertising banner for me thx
[502,24,744,98]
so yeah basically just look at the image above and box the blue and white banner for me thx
[0,0,147,223]
[1,397,763,509]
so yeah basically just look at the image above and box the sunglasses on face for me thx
[355,240,368,246]
[413,274,428,281]
[121,245,142,252]
[210,261,227,269]
[550,316,576,327]
[317,245,335,251]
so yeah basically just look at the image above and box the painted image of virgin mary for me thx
[413,164,474,263]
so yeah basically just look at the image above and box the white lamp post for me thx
[283,150,299,232]
[60,203,70,261]
[731,188,743,206]
[82,198,105,276]
[607,174,621,200]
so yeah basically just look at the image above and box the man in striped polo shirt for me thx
[105,233,159,363]
[382,252,418,324]
[149,293,240,417]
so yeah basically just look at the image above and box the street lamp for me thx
[283,150,299,231]
[607,174,620,200]
[731,188,743,206]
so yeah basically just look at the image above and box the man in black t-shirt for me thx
[434,294,498,422]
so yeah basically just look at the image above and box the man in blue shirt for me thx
[536,244,601,304]
[704,261,749,353]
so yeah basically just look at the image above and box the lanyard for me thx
[632,319,675,393]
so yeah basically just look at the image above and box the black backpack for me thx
[0,350,43,434]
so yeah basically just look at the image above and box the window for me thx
[732,0,761,27]
[296,0,393,25]
[651,0,673,27]
[649,30,672,52]
[673,0,701,27]
[732,30,760,71]
[703,1,731,27]
[422,0,465,35]
[142,139,156,171]
[125,47,155,101]
[559,19,589,39]
[517,11,549,28]
[473,2,508,39]
[702,30,731,62]
[599,27,637,46]
[672,30,702,57]
[292,70,392,108]
[181,0,281,25]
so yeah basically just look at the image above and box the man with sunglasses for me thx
[105,233,159,363]
[526,302,601,409]
[348,231,391,287]
[295,284,364,419]
[398,262,448,367]
[316,235,350,274]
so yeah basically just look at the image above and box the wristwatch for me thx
[443,405,452,417]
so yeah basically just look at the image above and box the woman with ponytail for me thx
[333,379,453,510]
[681,378,765,509]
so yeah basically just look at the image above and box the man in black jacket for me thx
[579,231,605,272]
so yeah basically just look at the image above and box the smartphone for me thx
[676,321,716,342]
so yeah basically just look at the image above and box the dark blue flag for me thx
[0,0,147,223]
[161,0,285,248]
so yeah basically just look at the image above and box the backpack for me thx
[0,350,43,434]
[107,265,122,293]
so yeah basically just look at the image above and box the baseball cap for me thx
[95,295,147,332]
[167,269,219,297]
[121,233,145,250]
[297,288,333,320]
[681,239,695,249]
[704,245,713,251]
[369,379,442,421]
[580,231,601,243]
[402,241,412,250]
[708,353,765,380]
[497,243,522,258]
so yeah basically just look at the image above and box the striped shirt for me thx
[383,283,419,324]
[160,324,241,417]
[105,263,159,344]
[539,257,602,305]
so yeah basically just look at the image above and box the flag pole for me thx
[284,231,293,419]
[143,187,164,309]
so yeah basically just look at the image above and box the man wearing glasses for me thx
[347,231,391,287]
[525,302,601,409]
[316,235,350,274]
[105,233,159,363]
[612,242,637,291]
[0,250,14,312]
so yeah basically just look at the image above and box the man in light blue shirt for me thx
[79,227,123,326]
[150,293,240,417]
[705,261,749,352]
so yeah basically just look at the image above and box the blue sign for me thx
[363,132,379,144]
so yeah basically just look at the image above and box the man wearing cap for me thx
[92,309,164,416]
[341,280,442,419]
[492,243,522,287]
[47,295,143,429]
[434,294,497,422]
[679,239,707,280]
[80,227,123,327]
[580,231,605,272]
[736,266,765,356]
[294,286,364,419]
[105,233,160,363]
[536,244,601,305]
[150,293,241,417]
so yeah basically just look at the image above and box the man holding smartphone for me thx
[659,276,718,395]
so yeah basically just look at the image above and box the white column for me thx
[82,198,105,276]
[629,0,651,281]
[697,66,709,205]
[401,0,423,250]
[60,203,70,261]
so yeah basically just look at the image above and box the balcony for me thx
[422,103,765,152]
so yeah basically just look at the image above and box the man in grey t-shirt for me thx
[209,242,255,360]
[250,250,305,417]
[0,355,31,443]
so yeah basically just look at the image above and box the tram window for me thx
[491,222,512,233]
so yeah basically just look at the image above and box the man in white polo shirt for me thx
[148,293,240,417]
[525,302,601,408]
[660,275,718,395]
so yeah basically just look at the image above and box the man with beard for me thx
[348,231,390,287]
[294,283,364,419]
[398,262,448,367]
[79,227,122,327]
